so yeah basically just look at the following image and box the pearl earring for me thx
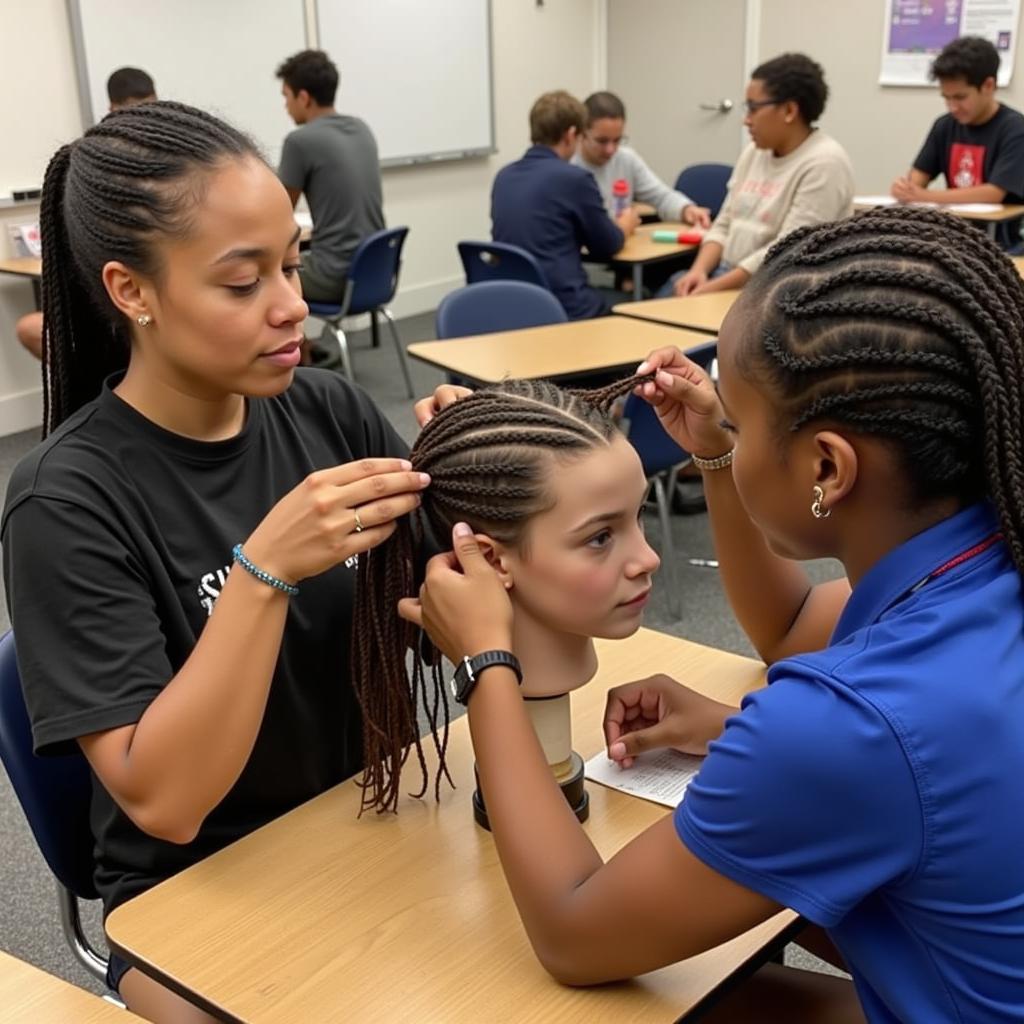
[811,485,831,520]
[136,314,152,327]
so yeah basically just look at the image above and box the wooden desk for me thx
[634,201,658,222]
[107,629,797,1023]
[853,199,1024,239]
[1013,256,1024,279]
[0,949,146,1023]
[407,317,710,385]
[611,223,700,296]
[613,290,740,334]
[0,257,42,278]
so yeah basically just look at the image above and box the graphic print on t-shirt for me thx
[949,143,985,188]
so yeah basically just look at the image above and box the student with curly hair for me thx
[664,52,854,298]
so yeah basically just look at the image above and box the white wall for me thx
[0,0,603,436]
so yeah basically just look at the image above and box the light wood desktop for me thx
[0,257,42,279]
[407,317,710,385]
[610,222,699,295]
[613,290,740,334]
[106,628,798,1023]
[1013,256,1024,279]
[0,949,146,1024]
[853,199,1024,239]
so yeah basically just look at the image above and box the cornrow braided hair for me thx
[351,374,650,814]
[741,204,1024,574]
[39,101,260,436]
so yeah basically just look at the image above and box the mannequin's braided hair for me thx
[738,204,1024,573]
[352,374,651,814]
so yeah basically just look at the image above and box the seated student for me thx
[890,36,1024,245]
[276,49,384,305]
[1,101,445,1024]
[572,91,711,228]
[106,66,157,110]
[15,312,42,360]
[406,207,1024,1022]
[665,53,854,298]
[491,91,639,320]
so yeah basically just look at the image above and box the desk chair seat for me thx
[623,341,718,617]
[305,226,415,398]
[436,280,567,340]
[674,163,733,221]
[458,241,550,290]
[0,631,110,986]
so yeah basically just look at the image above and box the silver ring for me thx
[353,509,365,533]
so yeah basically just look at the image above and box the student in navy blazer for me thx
[490,90,640,320]
[406,206,1024,1022]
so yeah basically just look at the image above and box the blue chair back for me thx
[674,163,732,220]
[436,281,567,340]
[458,241,550,290]
[624,341,718,476]
[0,631,98,899]
[312,226,408,318]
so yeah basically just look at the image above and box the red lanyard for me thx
[908,532,1003,595]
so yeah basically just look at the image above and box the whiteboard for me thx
[316,0,495,166]
[67,0,308,166]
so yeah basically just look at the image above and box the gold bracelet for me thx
[690,450,734,471]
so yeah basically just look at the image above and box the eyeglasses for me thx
[586,133,628,147]
[743,99,785,114]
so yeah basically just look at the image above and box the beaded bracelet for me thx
[690,449,734,472]
[231,544,299,596]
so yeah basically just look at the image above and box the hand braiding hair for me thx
[742,204,1024,573]
[351,374,653,814]
[38,101,260,436]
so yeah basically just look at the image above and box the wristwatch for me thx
[450,650,522,705]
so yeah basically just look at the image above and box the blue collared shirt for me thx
[676,503,1024,1022]
[490,145,624,320]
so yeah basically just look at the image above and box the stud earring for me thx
[136,314,152,327]
[811,485,831,520]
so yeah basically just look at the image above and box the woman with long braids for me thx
[1,101,441,1022]
[404,207,1024,1021]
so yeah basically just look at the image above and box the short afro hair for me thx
[751,53,829,125]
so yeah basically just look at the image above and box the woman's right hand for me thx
[635,348,731,457]
[242,458,430,585]
[673,269,707,297]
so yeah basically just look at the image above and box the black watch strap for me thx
[451,650,522,705]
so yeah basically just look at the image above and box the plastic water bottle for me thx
[612,178,631,216]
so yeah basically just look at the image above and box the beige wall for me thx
[0,0,603,435]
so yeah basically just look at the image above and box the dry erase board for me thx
[67,0,307,166]
[315,0,495,166]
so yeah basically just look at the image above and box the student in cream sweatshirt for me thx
[665,53,854,298]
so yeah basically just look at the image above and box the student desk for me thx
[609,223,699,296]
[0,949,146,1024]
[634,201,658,222]
[106,628,799,1023]
[0,256,42,308]
[407,317,709,385]
[613,290,741,335]
[1013,256,1024,279]
[853,199,1024,239]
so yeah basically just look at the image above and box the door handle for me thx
[698,99,734,113]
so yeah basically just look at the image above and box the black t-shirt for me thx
[1,368,407,914]
[913,103,1024,202]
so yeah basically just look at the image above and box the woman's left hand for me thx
[398,523,513,662]
[414,383,474,427]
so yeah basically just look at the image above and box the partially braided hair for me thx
[39,101,259,435]
[739,205,1024,573]
[351,374,649,814]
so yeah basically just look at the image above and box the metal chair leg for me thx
[319,321,354,381]
[652,475,681,619]
[380,307,415,398]
[57,882,110,986]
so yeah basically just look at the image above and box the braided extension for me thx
[39,101,259,436]
[351,374,650,814]
[741,204,1024,573]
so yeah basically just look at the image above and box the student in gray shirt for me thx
[276,50,385,304]
[572,92,711,228]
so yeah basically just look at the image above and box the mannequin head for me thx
[353,376,659,812]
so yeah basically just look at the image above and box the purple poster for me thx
[889,0,963,52]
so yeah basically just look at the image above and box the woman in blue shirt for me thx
[402,206,1024,1022]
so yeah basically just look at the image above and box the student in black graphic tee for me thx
[891,36,1024,246]
[0,102,450,1020]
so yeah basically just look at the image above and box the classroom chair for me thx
[436,280,567,340]
[0,631,111,988]
[305,227,415,398]
[457,241,551,290]
[674,163,733,220]
[623,340,718,618]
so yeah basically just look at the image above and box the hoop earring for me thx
[811,485,831,520]
[136,314,152,327]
